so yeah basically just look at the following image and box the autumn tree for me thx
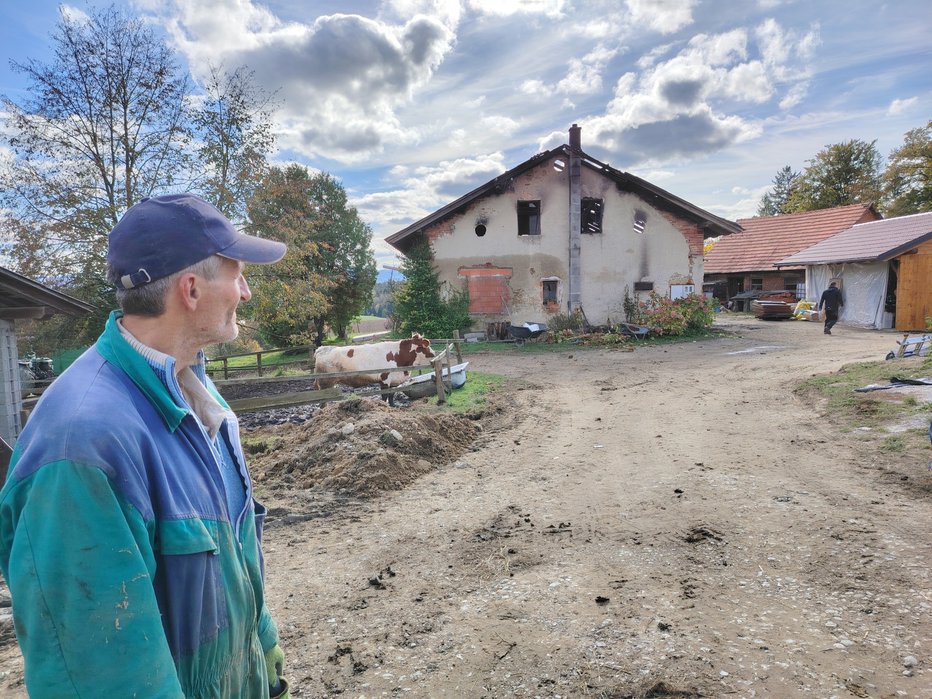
[756,165,799,216]
[191,65,277,223]
[785,139,882,213]
[882,121,932,216]
[245,165,376,347]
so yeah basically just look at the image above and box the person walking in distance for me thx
[818,281,844,335]
[0,194,292,698]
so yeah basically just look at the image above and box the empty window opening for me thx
[633,209,647,234]
[542,280,558,304]
[518,201,541,236]
[475,223,487,237]
[633,281,653,292]
[582,198,603,234]
[553,159,566,172]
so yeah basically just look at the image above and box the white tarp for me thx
[806,262,891,329]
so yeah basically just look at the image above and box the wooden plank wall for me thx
[896,239,932,331]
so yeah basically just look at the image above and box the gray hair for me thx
[108,254,224,316]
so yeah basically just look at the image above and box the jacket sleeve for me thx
[0,460,183,698]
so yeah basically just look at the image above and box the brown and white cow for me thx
[313,333,435,405]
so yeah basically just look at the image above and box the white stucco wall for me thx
[425,154,701,325]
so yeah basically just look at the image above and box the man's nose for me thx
[239,275,252,301]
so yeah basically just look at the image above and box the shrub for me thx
[547,310,587,333]
[639,292,715,336]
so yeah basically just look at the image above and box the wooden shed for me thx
[0,266,94,447]
[777,211,932,331]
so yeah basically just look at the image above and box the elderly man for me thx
[0,194,291,698]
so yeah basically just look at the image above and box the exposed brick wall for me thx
[459,265,512,315]
[658,212,705,259]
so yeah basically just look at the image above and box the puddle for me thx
[726,345,786,355]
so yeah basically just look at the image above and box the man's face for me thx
[195,257,251,345]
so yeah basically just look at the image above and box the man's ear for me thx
[176,272,200,312]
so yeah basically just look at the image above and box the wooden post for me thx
[256,351,263,377]
[433,357,446,404]
[223,357,229,380]
[445,343,453,391]
[453,330,463,363]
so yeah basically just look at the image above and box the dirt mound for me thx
[248,398,481,497]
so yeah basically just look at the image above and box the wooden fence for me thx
[219,337,464,413]
[206,331,468,381]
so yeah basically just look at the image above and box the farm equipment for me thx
[508,322,548,345]
[19,353,55,396]
[884,333,930,361]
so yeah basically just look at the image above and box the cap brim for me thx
[218,234,287,265]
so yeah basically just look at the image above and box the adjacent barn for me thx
[777,211,932,330]
[703,204,881,306]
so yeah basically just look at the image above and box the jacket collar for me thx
[95,310,189,431]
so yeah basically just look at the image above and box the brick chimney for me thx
[569,123,581,151]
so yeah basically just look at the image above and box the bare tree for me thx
[191,65,277,224]
[0,5,190,313]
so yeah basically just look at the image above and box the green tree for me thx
[756,165,799,216]
[882,121,932,216]
[302,171,377,342]
[393,239,471,338]
[786,139,883,212]
[245,165,376,347]
[0,4,191,343]
[191,65,277,223]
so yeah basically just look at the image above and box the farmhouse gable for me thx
[387,125,739,326]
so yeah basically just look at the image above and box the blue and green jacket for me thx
[0,312,278,698]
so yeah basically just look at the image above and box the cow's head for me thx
[411,333,435,359]
[392,333,435,366]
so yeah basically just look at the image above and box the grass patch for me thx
[241,434,283,456]
[796,355,932,438]
[427,371,507,414]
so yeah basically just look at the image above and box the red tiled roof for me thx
[777,211,932,266]
[704,204,880,274]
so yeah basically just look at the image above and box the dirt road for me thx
[1,317,930,697]
[258,317,930,698]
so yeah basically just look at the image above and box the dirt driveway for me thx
[1,317,930,697]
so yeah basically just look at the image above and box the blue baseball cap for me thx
[108,194,287,289]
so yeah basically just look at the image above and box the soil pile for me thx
[247,398,481,497]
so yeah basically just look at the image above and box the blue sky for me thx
[1,0,930,270]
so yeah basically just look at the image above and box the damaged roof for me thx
[385,144,741,254]
[776,210,932,267]
[704,203,880,274]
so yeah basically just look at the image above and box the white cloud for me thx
[568,18,820,166]
[887,97,918,115]
[556,44,620,94]
[58,4,91,24]
[625,0,697,35]
[158,1,455,161]
[356,151,508,253]
[466,0,567,18]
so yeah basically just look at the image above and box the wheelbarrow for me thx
[508,322,548,345]
[617,322,650,339]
